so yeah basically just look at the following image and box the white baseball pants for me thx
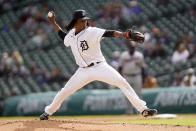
[45,62,147,115]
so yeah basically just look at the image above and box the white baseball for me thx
[48,12,53,17]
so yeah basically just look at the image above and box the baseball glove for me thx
[125,29,145,43]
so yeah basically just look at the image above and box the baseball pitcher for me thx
[40,10,157,120]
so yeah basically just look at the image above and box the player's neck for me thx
[75,26,86,35]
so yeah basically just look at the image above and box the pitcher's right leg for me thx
[44,68,93,116]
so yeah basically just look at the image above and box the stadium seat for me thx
[0,0,196,94]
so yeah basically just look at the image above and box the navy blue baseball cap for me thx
[73,10,90,20]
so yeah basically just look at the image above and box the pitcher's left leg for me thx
[94,63,147,113]
[124,75,142,98]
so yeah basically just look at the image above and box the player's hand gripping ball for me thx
[47,11,55,23]
[48,11,53,17]
[125,29,145,44]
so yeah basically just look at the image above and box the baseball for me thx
[48,12,53,17]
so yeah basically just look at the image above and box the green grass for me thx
[110,118,196,127]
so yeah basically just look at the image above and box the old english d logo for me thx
[80,40,89,52]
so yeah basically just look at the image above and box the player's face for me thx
[128,45,135,54]
[75,19,87,30]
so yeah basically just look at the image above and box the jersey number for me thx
[80,40,89,52]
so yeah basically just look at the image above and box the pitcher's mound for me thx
[0,117,195,131]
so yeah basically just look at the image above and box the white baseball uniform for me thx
[45,27,147,115]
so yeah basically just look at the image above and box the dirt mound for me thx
[0,117,195,131]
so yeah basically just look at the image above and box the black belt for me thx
[83,62,101,68]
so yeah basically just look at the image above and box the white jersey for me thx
[172,50,189,64]
[119,51,144,75]
[64,27,106,67]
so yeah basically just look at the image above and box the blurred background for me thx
[0,0,196,116]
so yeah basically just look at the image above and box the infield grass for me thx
[109,114,196,127]
[111,118,196,127]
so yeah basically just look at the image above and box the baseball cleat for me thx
[40,112,49,120]
[142,109,157,117]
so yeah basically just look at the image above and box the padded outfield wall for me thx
[3,87,196,116]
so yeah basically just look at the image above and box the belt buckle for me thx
[84,62,100,68]
[87,63,94,67]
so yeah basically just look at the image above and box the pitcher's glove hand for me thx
[125,29,145,43]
